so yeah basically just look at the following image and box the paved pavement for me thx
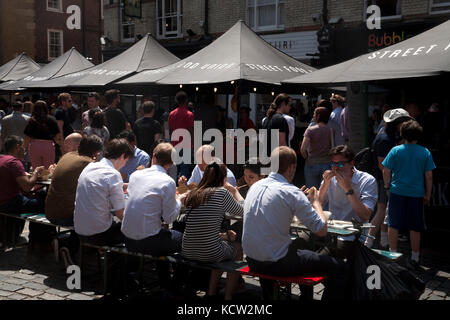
[0,222,449,301]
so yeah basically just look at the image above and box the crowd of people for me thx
[0,89,436,300]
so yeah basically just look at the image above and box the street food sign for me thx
[124,0,142,18]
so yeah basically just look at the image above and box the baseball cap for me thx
[383,108,413,123]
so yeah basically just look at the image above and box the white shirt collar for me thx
[101,158,115,169]
[150,164,166,173]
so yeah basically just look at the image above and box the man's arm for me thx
[382,167,391,192]
[300,136,309,159]
[318,170,334,207]
[424,170,433,205]
[335,171,372,221]
[16,166,45,193]
[377,156,385,173]
[114,208,124,221]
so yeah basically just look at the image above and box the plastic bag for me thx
[351,241,425,300]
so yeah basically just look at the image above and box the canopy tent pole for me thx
[132,94,137,124]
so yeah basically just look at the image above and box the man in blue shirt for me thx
[117,130,150,183]
[243,146,349,300]
[319,145,378,259]
[382,120,435,270]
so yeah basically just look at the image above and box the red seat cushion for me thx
[239,266,326,285]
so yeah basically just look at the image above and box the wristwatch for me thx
[345,189,354,196]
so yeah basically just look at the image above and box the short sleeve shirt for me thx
[382,144,436,198]
[104,107,128,139]
[0,155,26,206]
[372,127,395,180]
[54,107,74,138]
[304,125,332,165]
[133,117,162,155]
[24,116,60,140]
[168,106,194,147]
[262,113,289,157]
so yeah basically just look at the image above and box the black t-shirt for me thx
[24,115,60,140]
[54,107,74,138]
[104,107,128,139]
[372,127,396,180]
[133,117,163,156]
[262,113,289,157]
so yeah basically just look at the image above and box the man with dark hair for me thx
[55,93,74,139]
[318,145,377,258]
[0,135,45,245]
[104,89,130,139]
[168,91,194,179]
[82,92,101,130]
[382,120,435,270]
[243,146,348,300]
[117,130,150,183]
[1,102,30,151]
[46,135,104,227]
[74,139,133,246]
[133,101,162,156]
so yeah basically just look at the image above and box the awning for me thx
[0,48,94,91]
[0,53,41,83]
[284,19,450,84]
[24,34,180,89]
[118,20,316,86]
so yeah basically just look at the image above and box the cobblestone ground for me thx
[0,223,449,301]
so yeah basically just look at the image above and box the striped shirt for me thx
[182,188,243,262]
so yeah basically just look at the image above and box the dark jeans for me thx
[79,221,124,247]
[125,228,182,290]
[49,217,74,227]
[247,237,350,301]
[0,194,52,245]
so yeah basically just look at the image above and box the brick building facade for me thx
[0,0,103,65]
[103,0,450,65]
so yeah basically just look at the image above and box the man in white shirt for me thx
[122,142,186,292]
[178,145,236,187]
[74,139,134,246]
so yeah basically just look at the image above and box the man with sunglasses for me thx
[318,145,378,259]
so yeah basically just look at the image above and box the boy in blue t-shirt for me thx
[382,120,435,269]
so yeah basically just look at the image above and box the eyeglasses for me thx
[330,160,350,168]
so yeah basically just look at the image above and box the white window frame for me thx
[363,0,402,22]
[429,0,450,14]
[47,29,64,61]
[246,0,285,32]
[120,0,136,43]
[47,0,63,12]
[156,0,183,39]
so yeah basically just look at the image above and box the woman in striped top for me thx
[182,162,244,300]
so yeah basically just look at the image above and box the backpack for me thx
[354,147,376,176]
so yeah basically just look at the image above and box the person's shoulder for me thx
[356,169,376,183]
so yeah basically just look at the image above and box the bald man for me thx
[64,133,83,154]
[178,144,237,186]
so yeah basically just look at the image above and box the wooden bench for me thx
[0,211,73,261]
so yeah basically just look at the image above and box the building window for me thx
[48,30,63,61]
[47,0,62,12]
[120,0,135,42]
[430,0,450,14]
[247,0,285,32]
[365,0,402,20]
[157,0,183,39]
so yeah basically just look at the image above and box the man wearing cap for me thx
[364,108,414,249]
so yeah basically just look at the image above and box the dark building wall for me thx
[34,0,103,64]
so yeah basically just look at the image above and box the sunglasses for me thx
[330,160,350,168]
